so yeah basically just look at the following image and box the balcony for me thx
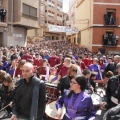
[48,13,54,17]
[46,1,54,8]
[102,33,119,46]
[0,22,7,27]
[57,6,63,12]
[57,17,63,21]
[104,10,119,26]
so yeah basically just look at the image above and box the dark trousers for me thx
[1,15,5,22]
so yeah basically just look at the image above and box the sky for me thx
[63,0,69,13]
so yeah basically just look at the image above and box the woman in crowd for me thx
[0,73,14,117]
[57,64,78,95]
[14,60,26,79]
[56,75,96,120]
[0,70,6,83]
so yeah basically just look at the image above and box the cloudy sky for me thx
[63,0,69,13]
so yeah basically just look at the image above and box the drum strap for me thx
[30,77,41,120]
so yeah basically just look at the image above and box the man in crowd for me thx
[57,57,71,81]
[0,7,7,22]
[11,63,46,120]
[103,104,120,120]
[105,55,120,75]
[21,50,33,62]
[48,51,60,67]
[105,63,120,110]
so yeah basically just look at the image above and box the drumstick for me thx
[0,104,9,112]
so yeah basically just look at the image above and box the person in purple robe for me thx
[56,75,96,120]
[6,60,16,77]
[1,55,8,71]
[89,58,102,80]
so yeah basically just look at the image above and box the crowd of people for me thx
[102,33,119,46]
[0,40,119,120]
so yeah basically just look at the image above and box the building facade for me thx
[40,0,65,40]
[0,0,39,46]
[68,0,120,53]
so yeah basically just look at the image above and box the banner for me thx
[48,25,78,34]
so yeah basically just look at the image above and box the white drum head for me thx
[91,93,102,105]
[96,88,106,97]
[45,101,66,120]
[45,82,57,87]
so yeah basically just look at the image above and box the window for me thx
[104,9,116,25]
[30,7,37,17]
[48,10,51,13]
[77,31,81,44]
[102,30,118,46]
[23,4,29,15]
[60,15,62,18]
[52,36,54,40]
[22,3,37,20]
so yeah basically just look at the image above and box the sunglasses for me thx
[72,69,77,72]
[70,81,78,85]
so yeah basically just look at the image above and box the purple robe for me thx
[56,90,96,120]
[89,64,102,80]
[2,60,8,70]
[6,66,15,77]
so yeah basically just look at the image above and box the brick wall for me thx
[94,0,120,3]
[92,27,120,44]
[93,4,120,25]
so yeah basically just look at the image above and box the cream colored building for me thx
[67,0,120,53]
[28,0,66,41]
[0,0,40,46]
[67,0,92,49]
[41,0,65,40]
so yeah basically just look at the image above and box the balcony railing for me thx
[57,17,63,21]
[48,13,54,17]
[102,33,119,46]
[46,1,54,7]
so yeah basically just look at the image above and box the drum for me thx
[49,75,58,84]
[96,87,106,98]
[91,93,102,111]
[45,83,59,100]
[45,100,66,120]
